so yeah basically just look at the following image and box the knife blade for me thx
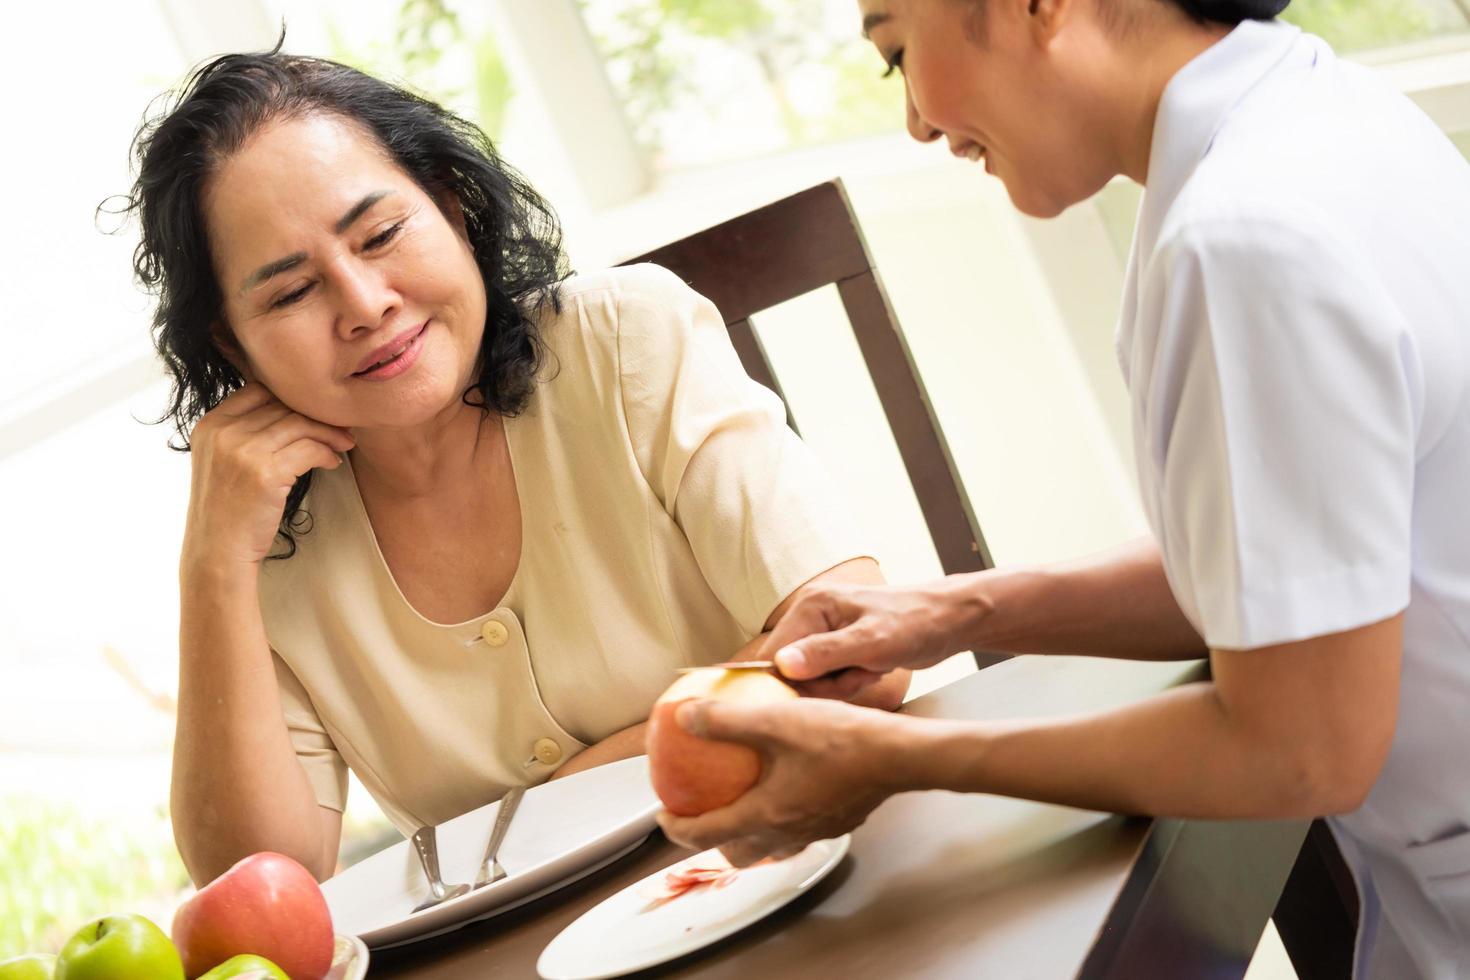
[674,660,777,673]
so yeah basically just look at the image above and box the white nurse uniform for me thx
[1118,18,1470,979]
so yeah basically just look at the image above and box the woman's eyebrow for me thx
[238,190,395,295]
[240,252,307,295]
[334,189,392,234]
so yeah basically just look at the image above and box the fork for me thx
[474,785,525,888]
[409,824,471,913]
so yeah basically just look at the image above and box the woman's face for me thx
[204,113,488,429]
[861,0,1119,217]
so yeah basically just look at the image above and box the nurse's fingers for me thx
[657,804,760,853]
[674,699,785,748]
[718,835,784,869]
[788,667,886,702]
[773,621,888,682]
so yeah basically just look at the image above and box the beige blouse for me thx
[257,264,869,836]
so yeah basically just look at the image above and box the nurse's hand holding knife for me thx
[661,0,1470,974]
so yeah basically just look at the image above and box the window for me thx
[1283,0,1470,53]
[577,0,901,173]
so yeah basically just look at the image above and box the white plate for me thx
[537,836,851,980]
[327,934,370,980]
[322,756,660,949]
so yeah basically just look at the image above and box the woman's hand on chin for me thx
[182,382,357,574]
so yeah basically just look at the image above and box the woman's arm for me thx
[173,565,342,883]
[660,613,1402,864]
[171,382,355,885]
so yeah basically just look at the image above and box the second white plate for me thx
[537,836,851,980]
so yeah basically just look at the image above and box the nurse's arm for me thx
[973,536,1206,661]
[550,559,906,781]
[771,538,1207,691]
[905,613,1402,818]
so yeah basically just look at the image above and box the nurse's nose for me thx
[905,83,942,144]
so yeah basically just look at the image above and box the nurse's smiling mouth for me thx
[352,320,428,380]
[946,136,992,170]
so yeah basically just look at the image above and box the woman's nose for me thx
[905,84,942,144]
[332,261,399,338]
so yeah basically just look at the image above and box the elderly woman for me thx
[125,48,906,887]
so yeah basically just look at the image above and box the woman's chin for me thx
[362,390,466,430]
[297,384,462,433]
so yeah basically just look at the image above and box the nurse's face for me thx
[860,0,1121,217]
[204,112,488,429]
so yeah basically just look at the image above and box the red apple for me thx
[647,667,798,816]
[171,852,334,980]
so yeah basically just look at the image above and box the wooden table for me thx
[371,656,1308,978]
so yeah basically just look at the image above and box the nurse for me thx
[658,1,1470,976]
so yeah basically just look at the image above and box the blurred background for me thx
[2,0,1467,972]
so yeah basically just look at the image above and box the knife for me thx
[674,660,777,673]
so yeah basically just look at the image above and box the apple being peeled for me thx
[647,667,798,816]
[55,914,182,980]
[172,852,334,980]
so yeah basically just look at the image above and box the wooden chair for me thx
[620,180,995,628]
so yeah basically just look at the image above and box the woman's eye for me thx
[364,222,404,250]
[271,282,314,310]
[882,49,904,79]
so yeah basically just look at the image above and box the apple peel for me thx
[636,856,777,912]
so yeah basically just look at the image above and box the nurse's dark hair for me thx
[114,35,568,558]
[962,0,1289,38]
[1169,0,1291,21]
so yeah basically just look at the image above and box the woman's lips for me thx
[353,323,427,381]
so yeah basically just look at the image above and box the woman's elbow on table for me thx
[174,801,342,887]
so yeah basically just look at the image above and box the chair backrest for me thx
[620,179,994,579]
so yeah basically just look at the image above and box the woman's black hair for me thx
[1174,0,1290,22]
[119,38,568,558]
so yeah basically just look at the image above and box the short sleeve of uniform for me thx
[614,264,873,634]
[1149,213,1419,649]
[272,650,348,813]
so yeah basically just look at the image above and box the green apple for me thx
[0,953,57,980]
[55,913,184,980]
[197,954,290,979]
